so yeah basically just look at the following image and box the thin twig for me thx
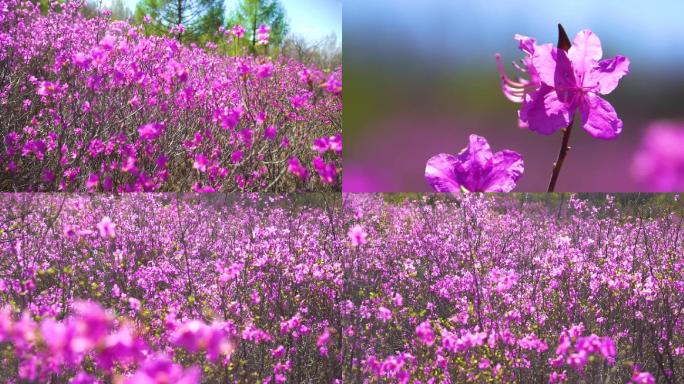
[547,120,574,192]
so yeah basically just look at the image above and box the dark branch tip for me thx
[557,23,571,52]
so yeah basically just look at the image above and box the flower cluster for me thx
[0,0,342,192]
[0,300,206,383]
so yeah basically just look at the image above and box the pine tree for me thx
[135,0,224,42]
[110,0,132,20]
[228,0,288,53]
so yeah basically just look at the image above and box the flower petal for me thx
[457,134,493,171]
[568,29,603,72]
[580,93,623,139]
[454,134,494,190]
[586,56,630,95]
[425,153,461,193]
[519,85,573,135]
[532,44,575,90]
[479,150,524,192]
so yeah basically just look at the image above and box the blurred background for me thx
[343,0,684,192]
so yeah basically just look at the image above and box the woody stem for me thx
[547,119,574,192]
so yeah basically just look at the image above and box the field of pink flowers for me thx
[0,193,681,383]
[0,0,342,192]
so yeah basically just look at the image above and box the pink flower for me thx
[88,139,105,157]
[86,173,99,192]
[171,320,207,352]
[264,125,277,140]
[497,27,629,139]
[231,151,243,164]
[138,123,164,141]
[348,224,367,246]
[72,53,91,69]
[193,154,209,173]
[312,157,337,184]
[323,74,342,95]
[36,81,58,96]
[98,35,116,51]
[231,24,245,38]
[415,321,435,346]
[287,157,308,180]
[425,134,524,193]
[599,337,616,363]
[632,120,684,191]
[271,345,285,359]
[377,306,392,322]
[125,357,201,384]
[632,371,655,384]
[96,216,116,238]
[257,62,274,78]
[256,24,270,45]
[128,298,141,311]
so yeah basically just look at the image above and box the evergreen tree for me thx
[228,0,288,53]
[110,0,132,20]
[135,0,224,42]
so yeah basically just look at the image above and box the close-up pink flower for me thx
[497,27,629,139]
[425,134,524,193]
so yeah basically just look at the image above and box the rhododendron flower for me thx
[137,123,164,141]
[128,298,141,311]
[96,216,116,238]
[72,53,91,69]
[377,306,392,322]
[425,134,523,193]
[348,224,367,246]
[98,35,116,51]
[256,24,270,45]
[313,157,337,184]
[323,74,342,95]
[497,28,629,139]
[632,120,684,191]
[287,157,308,180]
[231,150,243,164]
[415,321,435,346]
[312,134,342,155]
[632,371,655,384]
[125,357,200,384]
[316,328,331,357]
[231,24,245,38]
[264,125,277,139]
[193,154,209,173]
[86,173,99,192]
[170,320,207,352]
[36,81,58,96]
[257,62,274,78]
[271,345,285,359]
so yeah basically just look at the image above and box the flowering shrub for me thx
[0,193,681,382]
[0,0,342,192]
[340,193,680,383]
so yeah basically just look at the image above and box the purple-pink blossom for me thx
[348,224,367,246]
[96,216,116,238]
[632,120,684,191]
[137,123,164,141]
[497,27,629,139]
[425,134,524,193]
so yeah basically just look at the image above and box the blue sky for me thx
[119,0,341,44]
[346,0,684,71]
